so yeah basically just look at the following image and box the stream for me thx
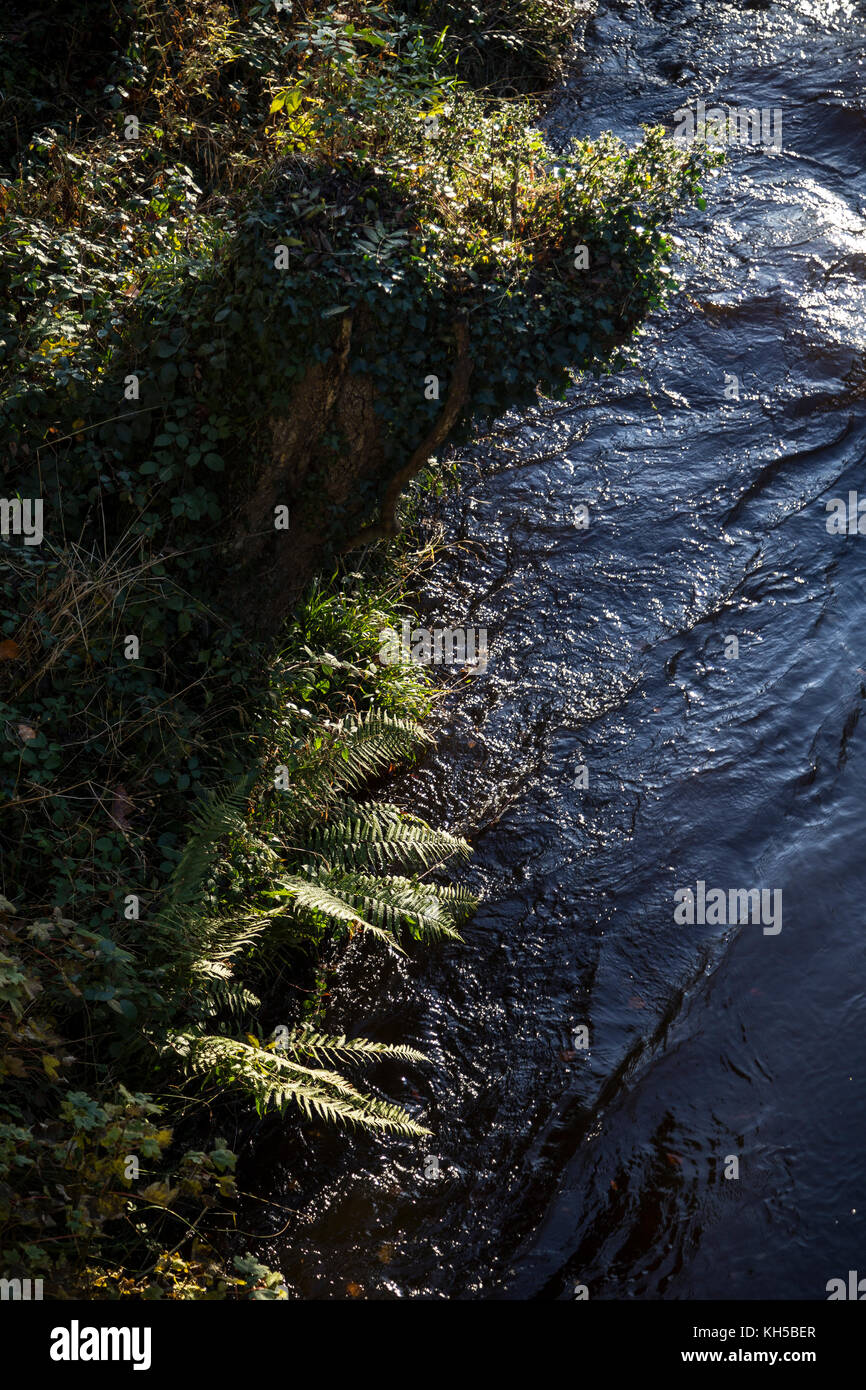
[254,0,866,1299]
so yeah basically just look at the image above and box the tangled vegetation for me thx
[0,0,715,1296]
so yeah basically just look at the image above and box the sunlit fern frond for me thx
[161,906,280,986]
[270,872,402,949]
[342,871,475,942]
[331,711,432,788]
[285,868,475,943]
[305,798,472,874]
[167,1032,430,1136]
[284,1023,428,1069]
[149,708,475,1143]
[287,711,432,820]
[408,879,479,909]
[189,969,261,1019]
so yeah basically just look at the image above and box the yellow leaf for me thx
[42,1054,62,1080]
[140,1182,179,1208]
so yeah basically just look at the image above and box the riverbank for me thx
[245,0,866,1303]
[0,0,713,1297]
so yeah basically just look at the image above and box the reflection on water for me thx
[252,0,866,1299]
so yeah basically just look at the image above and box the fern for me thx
[151,702,476,1139]
[306,798,472,874]
[189,971,261,1019]
[284,711,432,823]
[164,772,258,910]
[286,1024,427,1068]
[283,868,475,944]
[168,1031,430,1136]
[273,872,404,949]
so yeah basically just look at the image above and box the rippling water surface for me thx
[255,0,866,1299]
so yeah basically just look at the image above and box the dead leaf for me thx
[110,784,134,830]
[0,639,20,660]
[17,723,37,741]
[1,1055,28,1078]
[140,1182,179,1208]
[346,1282,363,1298]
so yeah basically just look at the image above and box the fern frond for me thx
[272,873,404,951]
[306,799,472,874]
[147,707,476,1148]
[158,772,258,916]
[338,710,432,770]
[158,907,280,989]
[409,879,479,908]
[170,1033,429,1136]
[190,973,261,1018]
[283,1024,428,1068]
[295,869,474,943]
[289,711,431,818]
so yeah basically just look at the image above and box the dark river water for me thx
[253,0,866,1299]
